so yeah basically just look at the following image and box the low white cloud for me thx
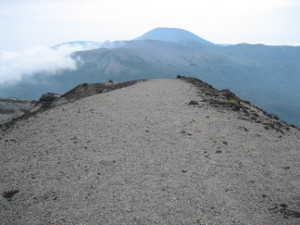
[0,45,83,85]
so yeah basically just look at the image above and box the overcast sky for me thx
[1,0,300,51]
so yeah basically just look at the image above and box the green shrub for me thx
[39,93,56,102]
[226,99,239,105]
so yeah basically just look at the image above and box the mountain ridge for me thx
[0,27,299,127]
[1,78,299,224]
[1,77,298,130]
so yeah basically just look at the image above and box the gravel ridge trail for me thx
[1,78,299,224]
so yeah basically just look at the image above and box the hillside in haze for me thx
[0,27,299,127]
[1,78,300,224]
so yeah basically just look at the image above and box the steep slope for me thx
[217,44,300,125]
[1,78,299,225]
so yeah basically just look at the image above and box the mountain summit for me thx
[134,27,213,45]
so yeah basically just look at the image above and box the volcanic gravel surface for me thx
[1,78,300,225]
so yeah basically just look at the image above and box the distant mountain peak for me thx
[134,27,213,45]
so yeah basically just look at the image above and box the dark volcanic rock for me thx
[182,77,296,133]
[2,190,19,200]
[189,100,199,105]
[61,80,142,102]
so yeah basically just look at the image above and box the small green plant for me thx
[39,93,56,102]
[226,99,239,104]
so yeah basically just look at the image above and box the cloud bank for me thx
[0,45,83,85]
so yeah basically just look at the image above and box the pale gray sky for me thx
[1,0,300,51]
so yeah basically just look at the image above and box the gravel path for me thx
[1,78,300,224]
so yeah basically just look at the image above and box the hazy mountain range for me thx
[0,27,299,126]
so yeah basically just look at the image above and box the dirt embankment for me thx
[0,80,142,130]
[182,77,298,133]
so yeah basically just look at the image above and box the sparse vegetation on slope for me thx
[0,98,38,124]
